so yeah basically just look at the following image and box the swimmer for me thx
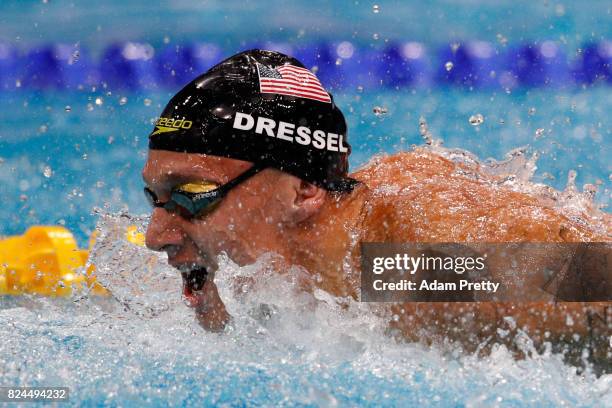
[142,50,610,363]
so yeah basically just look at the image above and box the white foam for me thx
[0,212,609,405]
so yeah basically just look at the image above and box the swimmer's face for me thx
[142,149,326,277]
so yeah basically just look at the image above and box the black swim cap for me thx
[148,49,358,192]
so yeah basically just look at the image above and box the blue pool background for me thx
[0,1,611,407]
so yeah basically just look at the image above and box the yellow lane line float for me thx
[0,226,145,296]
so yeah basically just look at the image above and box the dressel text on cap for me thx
[232,112,349,153]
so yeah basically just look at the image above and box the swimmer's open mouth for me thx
[181,267,208,291]
[180,267,209,307]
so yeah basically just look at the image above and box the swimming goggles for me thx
[144,164,263,219]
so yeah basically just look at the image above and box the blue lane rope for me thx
[0,41,610,91]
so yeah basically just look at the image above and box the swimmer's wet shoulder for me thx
[353,149,609,242]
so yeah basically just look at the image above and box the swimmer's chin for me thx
[180,270,230,332]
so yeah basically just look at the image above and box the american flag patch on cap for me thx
[256,63,331,103]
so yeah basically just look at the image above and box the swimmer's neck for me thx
[284,184,370,297]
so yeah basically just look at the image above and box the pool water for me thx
[1,213,611,407]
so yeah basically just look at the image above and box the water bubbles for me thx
[163,36,170,44]
[582,183,598,199]
[143,98,152,106]
[372,106,388,117]
[38,124,48,133]
[444,61,454,71]
[564,170,578,194]
[372,33,380,40]
[86,103,94,112]
[535,128,545,138]
[528,107,536,116]
[64,105,72,112]
[468,113,484,126]
[43,165,53,178]
[119,96,128,106]
[372,4,380,13]
[496,33,508,46]
[95,97,104,106]
[418,116,442,146]
[15,79,21,88]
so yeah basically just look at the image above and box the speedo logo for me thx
[232,112,348,153]
[151,117,193,136]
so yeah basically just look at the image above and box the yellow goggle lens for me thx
[175,182,219,194]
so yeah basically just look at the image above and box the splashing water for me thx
[418,116,443,147]
[423,146,610,236]
[1,200,610,406]
[42,165,53,178]
[469,113,485,126]
[373,106,388,117]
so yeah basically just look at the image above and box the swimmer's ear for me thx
[288,180,326,224]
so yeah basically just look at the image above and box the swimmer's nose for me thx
[145,207,185,252]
